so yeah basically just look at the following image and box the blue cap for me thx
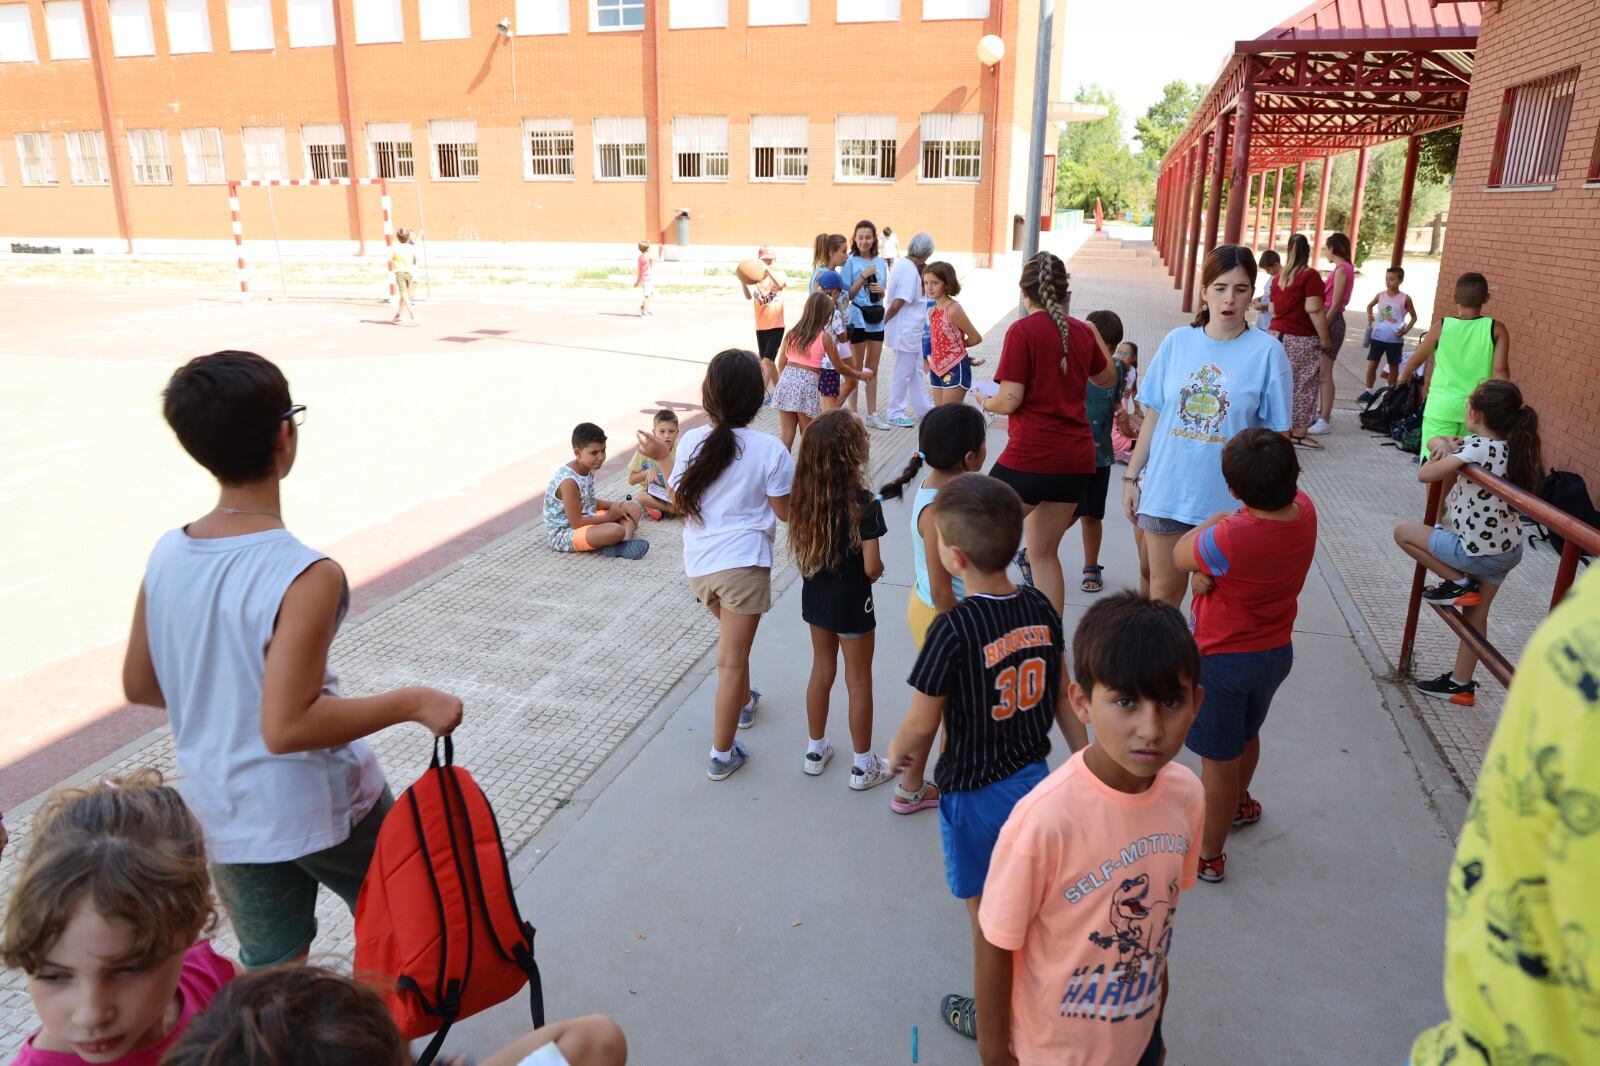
[814,269,845,292]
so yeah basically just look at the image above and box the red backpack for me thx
[355,738,545,1065]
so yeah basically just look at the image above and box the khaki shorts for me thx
[688,565,772,615]
[395,272,415,296]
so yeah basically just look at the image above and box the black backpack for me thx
[1529,470,1600,557]
[1360,380,1419,434]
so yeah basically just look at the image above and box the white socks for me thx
[852,750,875,772]
[807,738,829,757]
[711,747,731,762]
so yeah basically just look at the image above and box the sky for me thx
[1058,0,1307,145]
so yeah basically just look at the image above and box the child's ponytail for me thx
[673,350,766,523]
[876,404,986,500]
[1469,379,1542,491]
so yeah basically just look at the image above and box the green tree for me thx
[1135,80,1206,170]
[1055,84,1149,213]
[1321,141,1453,265]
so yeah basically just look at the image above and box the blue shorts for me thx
[1428,527,1523,586]
[939,760,1048,899]
[1187,644,1294,761]
[930,358,972,391]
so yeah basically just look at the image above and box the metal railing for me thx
[1399,465,1600,686]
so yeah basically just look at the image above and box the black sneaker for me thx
[1422,578,1480,605]
[1356,390,1376,405]
[1416,672,1477,707]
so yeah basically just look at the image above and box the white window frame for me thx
[593,116,646,180]
[590,0,642,31]
[367,121,415,180]
[164,0,213,52]
[15,132,58,185]
[522,117,574,180]
[835,114,896,183]
[672,116,728,182]
[835,0,895,22]
[0,3,39,61]
[300,123,349,178]
[225,0,274,48]
[418,0,469,39]
[747,0,805,25]
[921,0,984,18]
[108,0,155,55]
[353,0,402,42]
[241,125,287,179]
[668,0,724,28]
[43,0,90,58]
[287,0,334,45]
[919,112,981,183]
[750,115,806,182]
[181,126,227,183]
[128,128,173,184]
[514,0,567,34]
[429,119,479,180]
[66,130,109,184]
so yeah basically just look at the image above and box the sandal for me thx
[1081,566,1104,593]
[891,782,940,815]
[941,993,977,1040]
[1197,853,1227,883]
[1291,435,1325,450]
[1014,547,1034,588]
[1233,793,1262,827]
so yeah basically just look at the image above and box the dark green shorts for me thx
[212,787,393,968]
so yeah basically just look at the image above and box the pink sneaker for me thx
[890,782,939,815]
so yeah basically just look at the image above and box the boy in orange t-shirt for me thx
[979,593,1204,1066]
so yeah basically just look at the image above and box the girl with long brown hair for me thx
[1315,230,1356,432]
[774,291,852,451]
[841,220,890,428]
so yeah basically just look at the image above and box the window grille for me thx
[1489,68,1579,188]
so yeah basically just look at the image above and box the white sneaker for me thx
[803,739,834,776]
[864,414,890,431]
[849,753,897,791]
[1307,418,1331,435]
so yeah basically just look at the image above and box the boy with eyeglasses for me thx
[121,350,463,969]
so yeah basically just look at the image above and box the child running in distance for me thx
[163,965,627,1066]
[545,423,648,559]
[790,411,895,790]
[1393,380,1541,707]
[634,241,655,318]
[877,404,989,815]
[888,474,1084,1045]
[2,770,239,1064]
[922,261,984,406]
[978,594,1204,1066]
[1358,266,1419,404]
[775,292,871,451]
[627,409,680,519]
[637,350,795,782]
[390,228,419,326]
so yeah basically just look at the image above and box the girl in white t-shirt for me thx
[639,350,796,781]
[1393,379,1542,707]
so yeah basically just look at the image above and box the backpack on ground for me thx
[1388,410,1423,454]
[1528,470,1600,557]
[355,738,545,1066]
[1360,379,1419,434]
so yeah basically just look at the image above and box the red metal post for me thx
[1313,156,1333,266]
[1347,145,1370,254]
[1266,166,1283,250]
[1250,174,1264,250]
[1392,135,1422,269]
[1182,134,1209,312]
[1223,88,1254,245]
[1398,480,1445,673]
[1204,118,1228,254]
[1290,160,1306,236]
[1175,146,1197,289]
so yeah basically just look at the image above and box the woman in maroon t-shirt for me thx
[976,251,1118,613]
[1269,234,1333,449]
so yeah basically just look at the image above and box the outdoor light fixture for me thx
[977,34,1004,67]
[497,16,512,35]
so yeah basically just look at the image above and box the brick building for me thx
[0,0,1063,258]
[1432,0,1600,485]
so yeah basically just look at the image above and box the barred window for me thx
[367,122,414,179]
[594,116,647,180]
[66,130,108,185]
[301,123,349,179]
[523,118,574,179]
[1489,68,1578,188]
[920,112,981,182]
[673,116,728,181]
[836,114,896,182]
[128,128,172,185]
[429,119,478,180]
[15,133,57,185]
[181,127,227,183]
[751,115,807,181]
[242,125,286,179]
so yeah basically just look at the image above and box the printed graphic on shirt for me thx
[1061,871,1180,1022]
[1376,303,1402,327]
[1171,363,1233,444]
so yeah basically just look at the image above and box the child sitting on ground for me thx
[1397,272,1510,453]
[1173,428,1317,884]
[1393,380,1541,707]
[1072,309,1127,594]
[627,409,680,519]
[979,593,1204,1066]
[2,770,239,1064]
[163,964,627,1066]
[546,423,648,559]
[1358,265,1419,404]
[887,474,1085,1046]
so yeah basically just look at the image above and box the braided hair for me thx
[1019,251,1073,373]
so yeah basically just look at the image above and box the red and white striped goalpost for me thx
[227,177,394,303]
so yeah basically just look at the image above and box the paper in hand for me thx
[970,380,1000,398]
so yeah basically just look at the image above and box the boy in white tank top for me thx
[1359,265,1418,402]
[122,350,464,969]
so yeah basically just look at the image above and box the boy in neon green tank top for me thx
[1398,272,1511,446]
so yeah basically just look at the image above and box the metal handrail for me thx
[1398,464,1600,686]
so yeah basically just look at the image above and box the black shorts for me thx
[848,326,882,345]
[1367,339,1403,365]
[755,328,783,361]
[1075,465,1113,521]
[988,462,1090,507]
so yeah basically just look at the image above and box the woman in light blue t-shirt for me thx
[1122,245,1293,606]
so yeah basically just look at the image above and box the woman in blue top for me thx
[1122,245,1293,606]
[839,220,890,430]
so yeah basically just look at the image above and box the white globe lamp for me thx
[977,34,1005,67]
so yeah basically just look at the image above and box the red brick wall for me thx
[1435,0,1600,485]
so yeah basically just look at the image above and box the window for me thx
[242,125,286,178]
[66,130,108,184]
[287,0,333,45]
[1590,131,1600,184]
[0,3,37,61]
[835,114,896,181]
[594,116,646,179]
[921,0,984,17]
[747,0,804,24]
[523,118,573,179]
[15,133,57,184]
[920,112,981,182]
[165,0,212,52]
[591,0,642,30]
[514,0,566,33]
[128,129,172,184]
[109,0,154,54]
[672,116,728,181]
[835,0,895,22]
[44,1,89,58]
[429,119,478,179]
[353,0,401,41]
[226,0,273,48]
[418,0,468,38]
[182,126,226,182]
[669,0,724,28]
[367,121,414,179]
[1489,67,1579,188]
[751,115,806,181]
[300,123,348,178]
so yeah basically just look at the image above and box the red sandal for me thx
[1233,793,1262,827]
[1197,853,1227,883]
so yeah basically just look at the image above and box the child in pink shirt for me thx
[634,241,655,317]
[979,594,1204,1066]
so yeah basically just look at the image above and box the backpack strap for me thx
[401,977,461,1066]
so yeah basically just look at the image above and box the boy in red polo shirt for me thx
[1174,427,1317,884]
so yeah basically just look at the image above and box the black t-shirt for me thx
[800,495,888,634]
[906,584,1063,794]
